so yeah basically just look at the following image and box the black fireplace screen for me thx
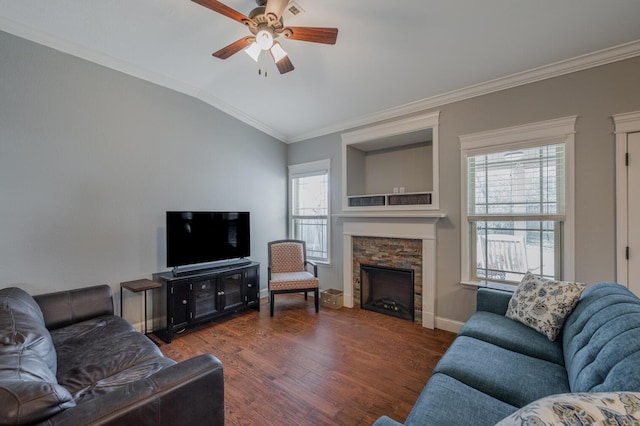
[360,264,415,321]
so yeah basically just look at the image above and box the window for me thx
[460,117,576,285]
[289,159,330,263]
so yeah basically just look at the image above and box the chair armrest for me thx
[42,354,224,426]
[305,260,318,277]
[476,287,514,315]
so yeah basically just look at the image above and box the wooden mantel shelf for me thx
[333,212,447,219]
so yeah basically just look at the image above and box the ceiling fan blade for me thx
[213,36,254,59]
[275,55,295,75]
[282,27,338,44]
[265,0,289,23]
[192,0,254,26]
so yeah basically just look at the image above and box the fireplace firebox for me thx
[360,264,415,321]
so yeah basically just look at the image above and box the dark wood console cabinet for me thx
[154,262,260,343]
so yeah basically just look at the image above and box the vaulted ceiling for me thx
[2,0,640,142]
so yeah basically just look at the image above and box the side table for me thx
[120,279,162,337]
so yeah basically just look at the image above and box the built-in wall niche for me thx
[341,111,440,211]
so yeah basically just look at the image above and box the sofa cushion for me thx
[459,311,564,366]
[433,336,570,408]
[506,272,585,341]
[402,373,517,426]
[562,283,640,392]
[0,287,57,374]
[51,315,175,401]
[495,392,640,425]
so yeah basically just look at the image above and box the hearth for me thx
[360,264,415,321]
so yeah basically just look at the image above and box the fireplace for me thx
[340,214,443,329]
[360,264,415,321]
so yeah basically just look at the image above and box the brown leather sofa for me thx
[0,285,224,425]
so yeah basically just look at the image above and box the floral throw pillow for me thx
[505,272,586,341]
[496,392,640,426]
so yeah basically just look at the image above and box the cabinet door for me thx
[244,265,260,308]
[191,278,220,319]
[220,272,244,311]
[170,280,190,328]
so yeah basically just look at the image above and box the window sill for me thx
[460,280,516,293]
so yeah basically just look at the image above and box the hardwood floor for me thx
[155,294,456,426]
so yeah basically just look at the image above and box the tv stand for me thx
[154,261,260,343]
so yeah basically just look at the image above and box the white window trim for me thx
[459,116,577,285]
[288,159,331,264]
[613,111,640,286]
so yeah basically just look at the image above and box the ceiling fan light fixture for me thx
[195,0,339,75]
[270,42,288,63]
[255,29,273,50]
[244,41,262,62]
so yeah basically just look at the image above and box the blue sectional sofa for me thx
[374,282,640,425]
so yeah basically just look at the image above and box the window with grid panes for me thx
[460,116,576,285]
[468,144,565,282]
[289,159,330,263]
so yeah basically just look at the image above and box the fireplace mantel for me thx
[335,212,446,219]
[338,213,446,329]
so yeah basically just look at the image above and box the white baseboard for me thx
[435,316,464,334]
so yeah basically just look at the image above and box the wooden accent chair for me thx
[268,239,319,317]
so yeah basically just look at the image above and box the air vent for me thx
[348,196,385,207]
[284,1,305,20]
[388,193,432,206]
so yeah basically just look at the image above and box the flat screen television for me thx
[166,211,250,268]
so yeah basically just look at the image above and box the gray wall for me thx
[289,56,640,326]
[0,31,288,323]
[364,143,433,194]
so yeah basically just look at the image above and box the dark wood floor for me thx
[155,294,456,426]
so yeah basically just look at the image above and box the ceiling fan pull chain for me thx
[258,50,268,77]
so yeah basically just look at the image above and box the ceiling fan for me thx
[192,0,338,75]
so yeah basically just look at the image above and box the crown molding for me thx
[288,39,640,143]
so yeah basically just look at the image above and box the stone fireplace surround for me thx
[340,213,444,329]
[354,237,421,322]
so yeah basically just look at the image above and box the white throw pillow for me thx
[505,272,585,341]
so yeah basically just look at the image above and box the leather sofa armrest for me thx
[38,354,224,426]
[476,288,514,316]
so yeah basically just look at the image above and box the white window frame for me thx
[288,159,331,264]
[459,116,577,285]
